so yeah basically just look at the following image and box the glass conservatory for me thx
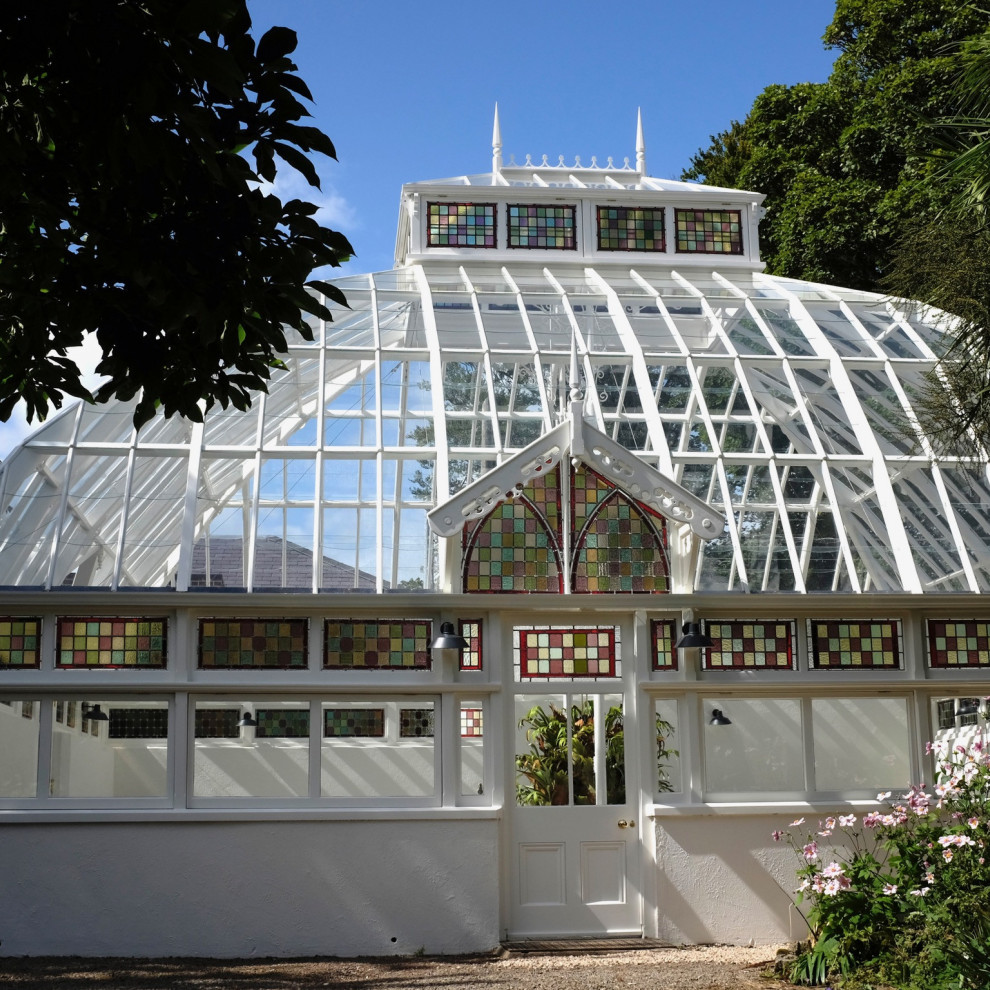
[1,117,988,958]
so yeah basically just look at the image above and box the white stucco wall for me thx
[654,814,811,945]
[0,819,500,957]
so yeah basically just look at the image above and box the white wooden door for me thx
[508,690,641,938]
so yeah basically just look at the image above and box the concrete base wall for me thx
[654,814,810,946]
[0,819,500,957]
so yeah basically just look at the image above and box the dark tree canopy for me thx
[0,0,353,427]
[682,0,989,293]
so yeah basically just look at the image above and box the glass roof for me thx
[0,260,985,595]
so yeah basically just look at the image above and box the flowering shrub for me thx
[775,738,990,988]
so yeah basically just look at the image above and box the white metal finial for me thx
[492,103,502,177]
[636,107,646,175]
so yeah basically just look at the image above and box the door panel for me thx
[508,690,641,937]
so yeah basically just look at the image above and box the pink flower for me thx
[910,887,931,897]
[839,814,856,827]
[877,790,892,801]
[969,818,981,829]
[772,830,783,842]
[823,878,843,896]
[863,812,882,828]
[943,848,954,862]
[789,817,805,827]
[821,861,845,878]
[803,842,819,861]
[824,816,837,830]
[882,883,898,895]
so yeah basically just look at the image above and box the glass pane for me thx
[459,700,485,798]
[703,698,804,793]
[655,699,681,795]
[0,699,39,796]
[193,700,308,799]
[321,700,435,798]
[813,698,911,791]
[51,700,168,798]
[516,693,568,806]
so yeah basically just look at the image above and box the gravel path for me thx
[0,946,795,989]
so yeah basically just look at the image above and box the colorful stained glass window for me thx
[462,464,670,595]
[704,620,796,669]
[507,205,576,249]
[808,620,902,669]
[256,709,310,738]
[400,708,435,737]
[427,202,496,248]
[324,708,385,737]
[194,709,240,738]
[198,619,307,668]
[460,707,483,737]
[675,209,743,254]
[571,469,668,592]
[597,206,665,252]
[56,617,166,668]
[0,617,41,668]
[459,619,483,670]
[324,620,432,669]
[517,627,617,678]
[651,619,677,670]
[927,620,990,667]
[462,468,562,593]
[109,708,169,739]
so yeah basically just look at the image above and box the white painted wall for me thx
[0,819,500,957]
[654,815,811,946]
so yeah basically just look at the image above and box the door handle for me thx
[617,819,635,829]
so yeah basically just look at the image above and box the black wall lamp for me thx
[676,621,714,649]
[709,708,732,726]
[237,711,258,728]
[431,621,468,652]
[81,703,109,722]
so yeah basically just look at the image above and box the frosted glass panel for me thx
[812,697,910,791]
[703,698,804,793]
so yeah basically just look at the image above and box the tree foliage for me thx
[0,0,353,427]
[682,0,989,292]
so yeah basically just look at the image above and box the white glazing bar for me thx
[462,268,504,460]
[244,392,267,592]
[311,296,328,593]
[110,426,139,591]
[43,402,85,590]
[766,276,923,593]
[501,267,553,431]
[586,267,675,475]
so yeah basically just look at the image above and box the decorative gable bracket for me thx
[427,415,724,540]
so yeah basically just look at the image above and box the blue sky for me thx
[0,0,840,457]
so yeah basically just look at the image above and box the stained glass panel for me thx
[927,620,990,667]
[198,619,307,668]
[399,708,435,737]
[0,617,41,668]
[427,202,496,248]
[651,618,677,670]
[57,617,166,668]
[675,209,743,254]
[572,488,668,593]
[324,708,385,737]
[256,709,310,738]
[507,205,576,249]
[459,619,483,670]
[462,468,562,593]
[194,709,239,738]
[460,707,483,737]
[597,206,665,252]
[324,619,432,669]
[705,620,796,669]
[109,708,169,738]
[809,619,902,669]
[517,627,617,678]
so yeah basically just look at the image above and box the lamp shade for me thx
[676,621,714,649]
[709,708,732,726]
[237,712,258,727]
[82,703,109,722]
[431,621,468,651]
